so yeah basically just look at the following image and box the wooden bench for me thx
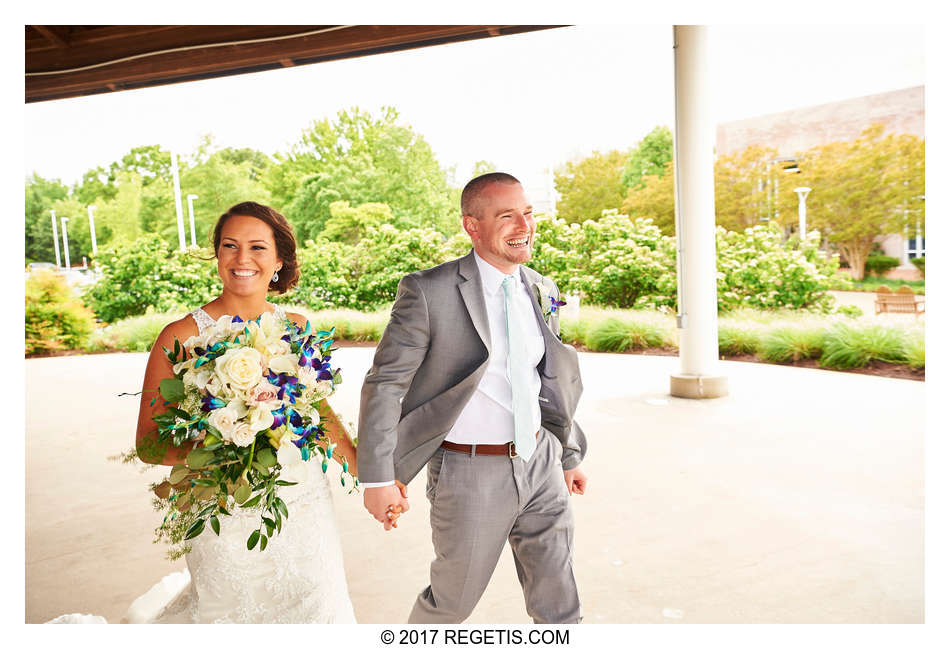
[874,285,925,317]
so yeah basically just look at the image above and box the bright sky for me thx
[24,24,925,207]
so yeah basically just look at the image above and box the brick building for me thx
[716,86,925,273]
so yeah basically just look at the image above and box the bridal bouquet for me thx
[144,312,357,557]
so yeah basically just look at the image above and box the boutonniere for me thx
[534,281,567,322]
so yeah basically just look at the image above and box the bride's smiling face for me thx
[216,215,283,297]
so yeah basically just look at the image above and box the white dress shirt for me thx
[361,251,546,488]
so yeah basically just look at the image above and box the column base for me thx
[670,374,729,399]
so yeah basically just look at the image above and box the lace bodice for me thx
[190,304,287,334]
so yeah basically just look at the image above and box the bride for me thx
[129,201,359,623]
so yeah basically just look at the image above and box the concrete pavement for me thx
[25,349,923,623]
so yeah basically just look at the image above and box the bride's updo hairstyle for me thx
[212,201,300,294]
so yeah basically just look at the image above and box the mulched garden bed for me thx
[28,342,924,382]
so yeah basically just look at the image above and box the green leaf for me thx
[192,478,217,487]
[256,448,277,468]
[218,505,231,516]
[274,498,289,519]
[210,516,220,536]
[159,378,185,403]
[234,484,252,504]
[275,513,282,533]
[184,518,205,540]
[263,517,275,536]
[168,465,190,484]
[275,480,298,486]
[247,530,260,550]
[240,493,263,509]
[260,534,268,551]
[186,448,214,469]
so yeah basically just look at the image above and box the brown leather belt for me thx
[441,431,540,458]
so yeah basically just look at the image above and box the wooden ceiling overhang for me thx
[26,25,561,103]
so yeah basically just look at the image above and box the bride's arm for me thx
[135,318,197,466]
[315,399,358,478]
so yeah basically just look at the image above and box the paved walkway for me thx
[25,350,923,623]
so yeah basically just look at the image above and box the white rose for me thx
[208,407,240,439]
[268,353,299,375]
[215,347,265,392]
[230,422,256,447]
[247,405,275,433]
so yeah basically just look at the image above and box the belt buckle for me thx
[508,442,518,458]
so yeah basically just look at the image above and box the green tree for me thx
[795,124,924,280]
[321,201,393,244]
[470,160,498,178]
[25,173,69,263]
[553,149,628,224]
[621,160,675,236]
[269,107,458,239]
[622,125,673,189]
[713,144,788,232]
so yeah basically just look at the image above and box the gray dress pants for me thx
[408,429,582,624]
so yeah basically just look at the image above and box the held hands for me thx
[563,467,588,495]
[363,480,410,531]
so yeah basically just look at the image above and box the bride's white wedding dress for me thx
[50,305,357,624]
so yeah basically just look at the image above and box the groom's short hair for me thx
[461,172,521,219]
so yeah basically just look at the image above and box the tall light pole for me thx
[171,151,186,251]
[50,209,62,267]
[794,187,811,245]
[61,217,71,269]
[87,205,98,256]
[186,194,199,247]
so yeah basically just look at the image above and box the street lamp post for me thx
[186,194,199,247]
[87,205,98,256]
[794,187,811,245]
[61,217,71,269]
[171,151,186,251]
[50,209,62,267]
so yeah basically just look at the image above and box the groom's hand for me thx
[364,484,410,531]
[563,467,587,495]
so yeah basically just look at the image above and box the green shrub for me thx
[864,255,900,276]
[758,327,825,363]
[558,317,589,347]
[718,324,762,356]
[585,317,669,352]
[716,225,838,312]
[84,235,220,322]
[820,323,908,369]
[905,331,925,369]
[835,305,863,318]
[25,270,97,355]
[85,310,181,353]
[910,256,924,276]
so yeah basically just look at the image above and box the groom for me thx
[357,172,588,624]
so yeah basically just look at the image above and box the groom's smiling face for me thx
[463,181,535,274]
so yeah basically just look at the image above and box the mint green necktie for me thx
[502,275,536,462]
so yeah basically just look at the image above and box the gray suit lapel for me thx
[458,250,491,354]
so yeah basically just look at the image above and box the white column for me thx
[50,209,61,267]
[670,25,728,399]
[87,205,98,256]
[61,217,71,269]
[171,152,186,251]
[915,219,923,258]
[901,222,910,265]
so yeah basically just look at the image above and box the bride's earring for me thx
[272,270,280,283]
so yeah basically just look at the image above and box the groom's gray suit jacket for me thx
[357,250,587,485]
